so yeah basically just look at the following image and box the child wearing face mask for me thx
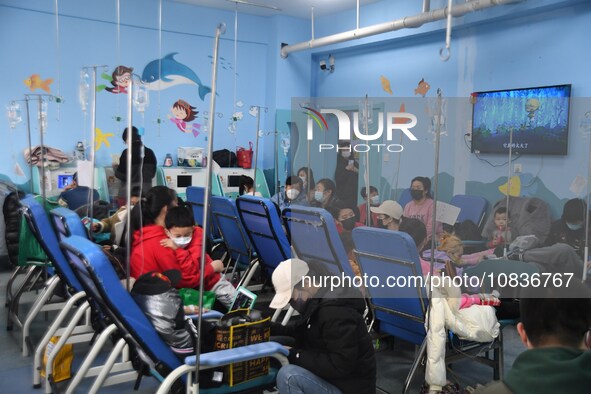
[133,205,237,310]
[358,186,380,226]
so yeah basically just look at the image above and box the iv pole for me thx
[194,22,225,392]
[252,106,261,194]
[583,112,591,282]
[363,95,371,226]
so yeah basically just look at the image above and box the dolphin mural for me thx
[141,52,212,100]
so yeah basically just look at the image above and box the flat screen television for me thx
[471,84,571,155]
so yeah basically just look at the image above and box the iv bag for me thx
[6,102,22,129]
[133,83,150,113]
[79,70,90,112]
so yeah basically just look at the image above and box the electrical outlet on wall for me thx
[514,163,522,173]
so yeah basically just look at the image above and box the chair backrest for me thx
[60,235,182,375]
[50,207,89,241]
[282,206,354,278]
[236,195,291,276]
[450,194,489,229]
[20,195,83,293]
[397,188,412,209]
[185,186,220,240]
[210,196,254,267]
[352,227,427,345]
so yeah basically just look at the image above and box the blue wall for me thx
[1,0,590,218]
[298,0,591,216]
[0,0,274,184]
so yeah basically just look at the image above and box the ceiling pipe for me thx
[280,0,523,58]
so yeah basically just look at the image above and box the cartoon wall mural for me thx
[96,66,133,94]
[414,78,431,97]
[498,175,521,197]
[141,53,212,100]
[94,127,114,151]
[380,75,393,95]
[168,99,201,137]
[24,74,54,93]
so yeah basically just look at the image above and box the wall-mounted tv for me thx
[471,84,571,155]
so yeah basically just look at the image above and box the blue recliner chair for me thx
[282,205,355,278]
[210,196,257,287]
[186,186,223,251]
[450,194,489,230]
[19,198,96,392]
[60,236,289,394]
[235,195,291,279]
[352,227,502,393]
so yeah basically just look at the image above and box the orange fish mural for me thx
[380,75,393,95]
[24,74,54,93]
[414,78,430,97]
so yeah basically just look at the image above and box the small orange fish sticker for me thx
[414,78,430,97]
[380,75,393,95]
[24,74,53,93]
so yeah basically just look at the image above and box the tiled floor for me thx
[0,265,524,393]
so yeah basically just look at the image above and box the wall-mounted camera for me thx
[320,54,335,73]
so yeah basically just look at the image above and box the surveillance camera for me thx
[320,60,327,71]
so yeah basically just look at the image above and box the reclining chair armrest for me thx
[184,341,290,368]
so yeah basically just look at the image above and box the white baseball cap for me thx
[370,200,403,220]
[269,259,310,309]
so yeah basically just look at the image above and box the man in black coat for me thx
[270,259,376,394]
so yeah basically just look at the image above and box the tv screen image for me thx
[58,174,74,189]
[471,84,571,155]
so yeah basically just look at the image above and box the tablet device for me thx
[230,287,257,311]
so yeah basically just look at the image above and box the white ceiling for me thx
[168,0,383,18]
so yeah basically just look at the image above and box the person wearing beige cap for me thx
[370,200,403,231]
[270,259,376,394]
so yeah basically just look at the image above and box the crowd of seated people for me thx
[54,157,591,393]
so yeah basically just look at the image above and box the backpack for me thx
[3,190,25,267]
[212,149,237,167]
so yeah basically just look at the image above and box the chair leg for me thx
[238,260,259,289]
[44,302,90,394]
[33,292,87,388]
[403,339,427,394]
[5,266,24,307]
[7,266,42,331]
[66,324,118,394]
[89,337,127,394]
[22,276,62,356]
[494,328,504,381]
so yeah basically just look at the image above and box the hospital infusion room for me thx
[1,0,591,393]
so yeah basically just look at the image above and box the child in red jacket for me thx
[130,206,236,310]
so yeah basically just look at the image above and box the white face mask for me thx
[314,191,325,202]
[341,151,351,159]
[286,188,300,200]
[172,236,192,248]
[299,176,307,185]
[370,195,380,206]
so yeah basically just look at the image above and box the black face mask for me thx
[410,189,424,201]
[290,297,309,314]
[340,217,356,231]
[377,219,388,229]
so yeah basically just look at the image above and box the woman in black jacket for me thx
[270,259,376,394]
[115,126,157,203]
[334,141,359,208]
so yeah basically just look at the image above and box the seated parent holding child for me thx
[129,186,236,310]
